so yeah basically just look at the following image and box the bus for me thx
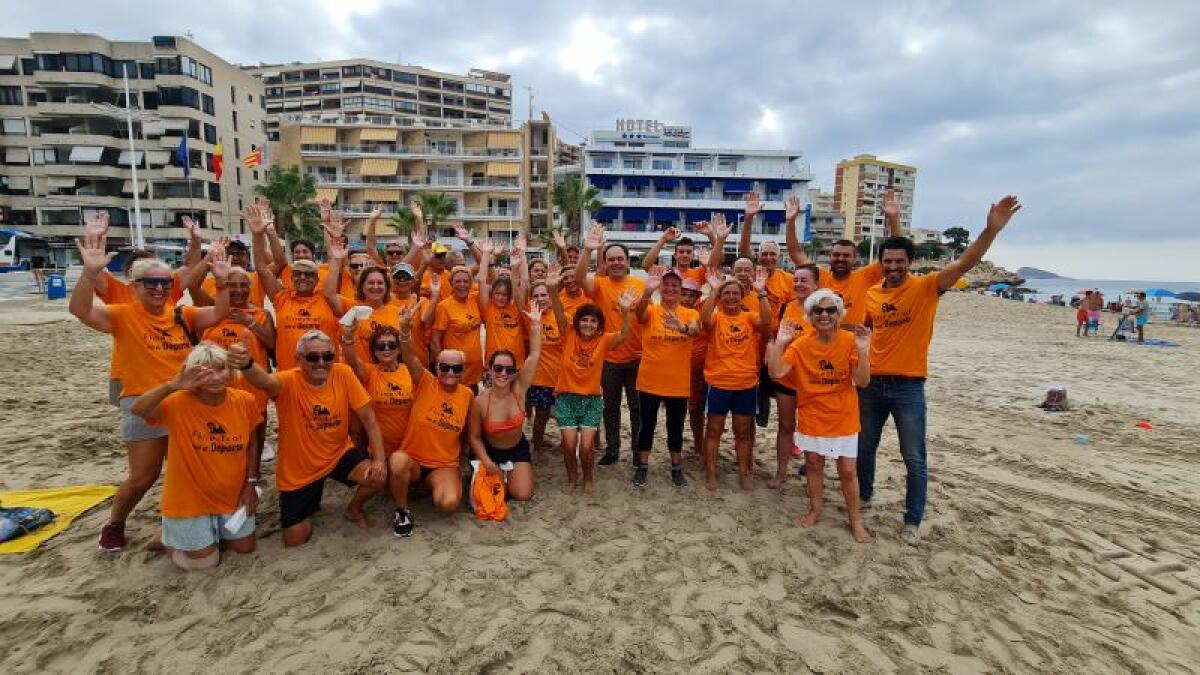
[0,228,52,273]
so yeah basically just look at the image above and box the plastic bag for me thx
[469,461,508,522]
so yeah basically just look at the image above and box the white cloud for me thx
[553,17,623,86]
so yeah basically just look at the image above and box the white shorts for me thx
[794,432,859,459]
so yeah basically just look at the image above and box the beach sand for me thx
[1,292,1198,672]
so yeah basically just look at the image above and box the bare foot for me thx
[565,476,578,491]
[344,507,373,529]
[582,480,595,495]
[145,532,164,552]
[739,474,753,491]
[797,510,820,527]
[767,474,787,489]
[850,522,873,544]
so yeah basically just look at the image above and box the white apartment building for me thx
[583,120,813,257]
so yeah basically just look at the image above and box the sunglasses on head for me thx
[303,352,336,363]
[437,362,464,374]
[810,306,839,316]
[491,364,518,375]
[373,340,399,351]
[136,277,173,289]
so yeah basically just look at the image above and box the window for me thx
[341,65,362,77]
[156,57,181,75]
[233,137,241,158]
[684,160,699,171]
[235,166,242,186]
[230,85,236,104]
[623,158,641,169]
[188,119,201,140]
[435,168,458,186]
[592,157,612,169]
[203,123,217,144]
[152,36,177,49]
[718,159,737,171]
[21,58,36,75]
[140,62,155,79]
[319,82,340,95]
[652,159,672,170]
[159,86,200,109]
[252,170,259,181]
[32,148,58,164]
[392,71,417,84]
[202,94,215,115]
[208,182,221,202]
[231,110,238,131]
[0,87,21,106]
[142,90,159,109]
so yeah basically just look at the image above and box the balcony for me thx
[314,174,520,192]
[279,113,511,131]
[299,143,520,160]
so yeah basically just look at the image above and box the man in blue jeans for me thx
[860,195,1022,545]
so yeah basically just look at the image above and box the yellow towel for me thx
[0,484,117,554]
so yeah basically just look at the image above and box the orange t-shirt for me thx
[271,289,341,372]
[420,269,451,298]
[399,370,473,469]
[200,308,273,410]
[864,273,942,378]
[281,263,354,297]
[635,304,700,398]
[108,303,197,397]
[273,364,372,491]
[704,309,762,391]
[432,295,484,385]
[483,302,527,365]
[782,331,861,437]
[589,275,645,364]
[558,289,589,322]
[338,295,402,364]
[148,389,262,518]
[364,365,414,452]
[680,266,707,285]
[556,330,615,396]
[764,268,795,308]
[532,313,564,389]
[819,263,884,326]
[96,271,185,306]
[394,295,431,366]
[690,316,709,370]
[777,300,814,339]
[202,272,266,308]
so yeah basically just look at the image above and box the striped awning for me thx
[359,158,398,176]
[485,161,520,177]
[300,126,336,143]
[117,150,144,165]
[486,131,520,148]
[313,187,339,203]
[361,188,400,202]
[359,127,398,141]
[69,146,104,162]
[121,179,148,195]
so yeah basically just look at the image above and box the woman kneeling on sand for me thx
[131,343,262,570]
[466,303,545,501]
[767,289,873,543]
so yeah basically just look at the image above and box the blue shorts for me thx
[161,512,255,552]
[119,396,168,442]
[706,386,758,416]
[526,385,556,409]
[1136,315,1149,327]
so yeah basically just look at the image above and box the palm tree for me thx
[804,235,825,260]
[253,166,318,239]
[391,192,459,235]
[552,175,603,243]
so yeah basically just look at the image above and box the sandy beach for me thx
[1,291,1198,673]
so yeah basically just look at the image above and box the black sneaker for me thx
[671,466,688,488]
[599,451,620,466]
[797,463,808,477]
[392,508,414,538]
[632,464,648,487]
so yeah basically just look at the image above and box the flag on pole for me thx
[213,141,224,181]
[243,145,263,168]
[174,135,190,177]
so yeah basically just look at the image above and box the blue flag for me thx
[174,135,190,177]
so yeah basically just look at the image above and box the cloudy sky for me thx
[5,1,1198,280]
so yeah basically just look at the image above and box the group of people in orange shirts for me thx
[70,189,1021,570]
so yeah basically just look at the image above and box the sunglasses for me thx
[491,364,518,375]
[373,341,399,351]
[136,277,173,289]
[303,352,336,363]
[386,250,404,256]
[810,306,839,316]
[437,362,464,374]
[292,271,318,279]
[349,263,366,270]
[433,252,447,259]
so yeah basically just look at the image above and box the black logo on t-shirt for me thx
[882,302,899,313]
[819,359,834,371]
[206,421,228,434]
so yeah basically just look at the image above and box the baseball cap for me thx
[391,262,416,279]
[226,239,249,252]
[662,268,683,280]
[292,259,319,273]
[682,278,702,292]
[432,242,450,255]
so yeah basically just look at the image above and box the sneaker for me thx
[599,451,620,466]
[901,523,922,546]
[797,463,807,477]
[670,466,687,488]
[98,522,126,551]
[392,508,414,538]
[632,464,648,487]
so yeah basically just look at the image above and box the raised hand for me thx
[525,302,544,323]
[454,226,471,242]
[711,212,731,240]
[492,242,507,259]
[243,203,266,235]
[695,246,711,267]
[409,229,427,249]
[785,195,803,223]
[645,265,665,292]
[479,239,496,256]
[545,264,561,290]
[320,199,333,226]
[617,289,639,312]
[76,230,116,274]
[584,223,605,250]
[753,267,769,293]
[211,254,233,284]
[986,195,1022,232]
[882,189,901,221]
[853,324,871,351]
[171,364,211,392]
[83,210,110,239]
[398,305,415,330]
[707,273,725,294]
[660,226,680,243]
[776,318,799,344]
[552,229,567,249]
[226,334,252,369]
[327,236,348,261]
[429,274,441,297]
[692,220,711,238]
[409,200,424,222]
[369,206,384,221]
[512,232,527,258]
[662,310,682,332]
[324,208,346,241]
[744,192,763,218]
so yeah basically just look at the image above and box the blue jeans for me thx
[857,377,928,525]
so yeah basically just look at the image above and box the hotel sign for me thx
[616,119,664,134]
[615,119,692,143]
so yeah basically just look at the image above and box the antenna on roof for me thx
[184,30,194,41]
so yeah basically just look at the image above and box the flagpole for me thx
[121,63,144,249]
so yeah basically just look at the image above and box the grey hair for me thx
[184,341,231,370]
[129,258,172,281]
[295,329,333,356]
[757,240,781,256]
[804,288,845,317]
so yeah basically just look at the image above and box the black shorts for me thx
[760,365,796,397]
[484,434,532,464]
[279,447,369,528]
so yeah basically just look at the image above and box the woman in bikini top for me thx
[467,303,544,502]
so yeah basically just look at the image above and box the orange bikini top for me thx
[482,389,525,434]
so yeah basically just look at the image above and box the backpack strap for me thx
[174,306,199,346]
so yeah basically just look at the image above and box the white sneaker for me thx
[901,523,922,546]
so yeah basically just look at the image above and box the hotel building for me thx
[832,154,916,242]
[0,32,266,248]
[582,120,814,258]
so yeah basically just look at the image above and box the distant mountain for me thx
[1019,267,1070,279]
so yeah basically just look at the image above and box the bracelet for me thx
[757,292,767,298]
[237,357,254,371]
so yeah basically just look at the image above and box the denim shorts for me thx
[554,393,603,429]
[707,386,758,416]
[161,512,255,551]
[119,396,168,442]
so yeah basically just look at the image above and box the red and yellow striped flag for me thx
[243,147,263,168]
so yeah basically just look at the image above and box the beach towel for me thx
[0,485,117,554]
[1123,338,1180,348]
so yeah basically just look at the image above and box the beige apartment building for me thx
[832,154,917,242]
[273,113,555,242]
[243,60,512,143]
[0,33,266,252]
